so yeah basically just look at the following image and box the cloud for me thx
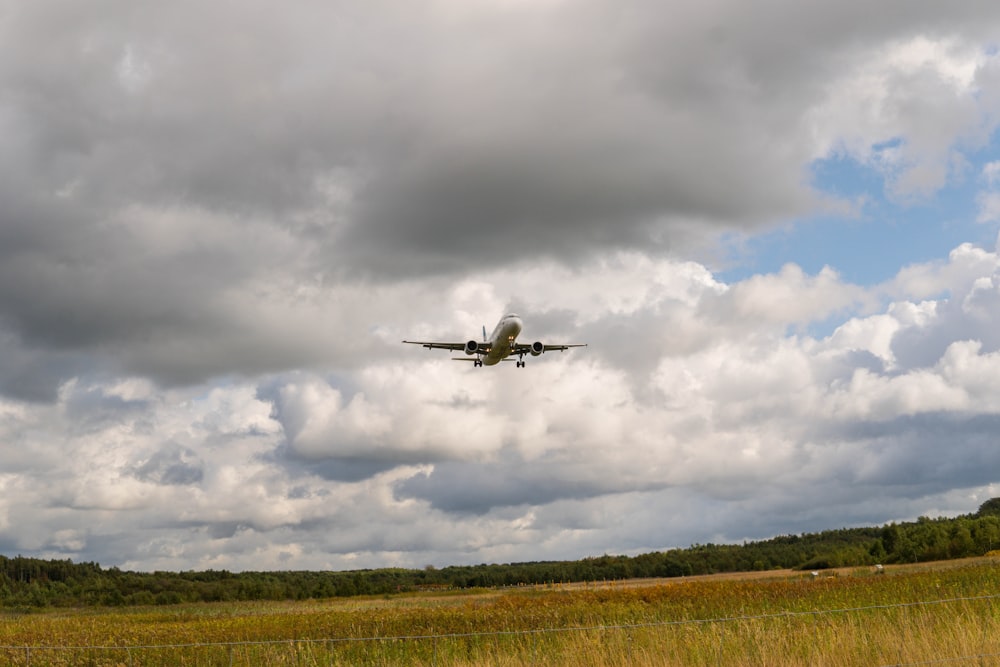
[0,240,998,569]
[1,1,999,399]
[809,35,999,201]
[132,444,204,486]
[4,2,1000,571]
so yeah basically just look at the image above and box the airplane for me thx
[403,313,586,367]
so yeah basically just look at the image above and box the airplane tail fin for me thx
[483,325,487,343]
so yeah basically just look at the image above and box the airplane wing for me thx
[512,343,587,353]
[402,340,493,352]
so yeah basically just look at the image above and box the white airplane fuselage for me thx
[481,313,522,365]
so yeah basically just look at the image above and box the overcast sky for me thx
[3,1,1000,572]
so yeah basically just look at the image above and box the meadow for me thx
[1,558,998,665]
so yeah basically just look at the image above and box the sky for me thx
[3,1,1000,572]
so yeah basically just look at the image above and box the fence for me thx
[3,592,1000,666]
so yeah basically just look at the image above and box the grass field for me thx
[1,557,999,665]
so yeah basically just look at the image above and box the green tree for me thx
[949,523,975,558]
[977,498,1000,517]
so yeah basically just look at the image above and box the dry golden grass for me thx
[1,557,999,665]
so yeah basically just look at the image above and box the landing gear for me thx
[474,358,483,367]
[516,354,526,368]
[516,360,525,367]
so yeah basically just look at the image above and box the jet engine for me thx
[530,341,544,356]
[464,340,480,355]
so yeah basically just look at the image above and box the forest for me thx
[2,498,999,608]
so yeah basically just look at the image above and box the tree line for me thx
[2,499,999,608]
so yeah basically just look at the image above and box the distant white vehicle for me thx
[403,313,586,367]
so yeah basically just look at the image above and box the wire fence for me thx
[3,592,1000,666]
